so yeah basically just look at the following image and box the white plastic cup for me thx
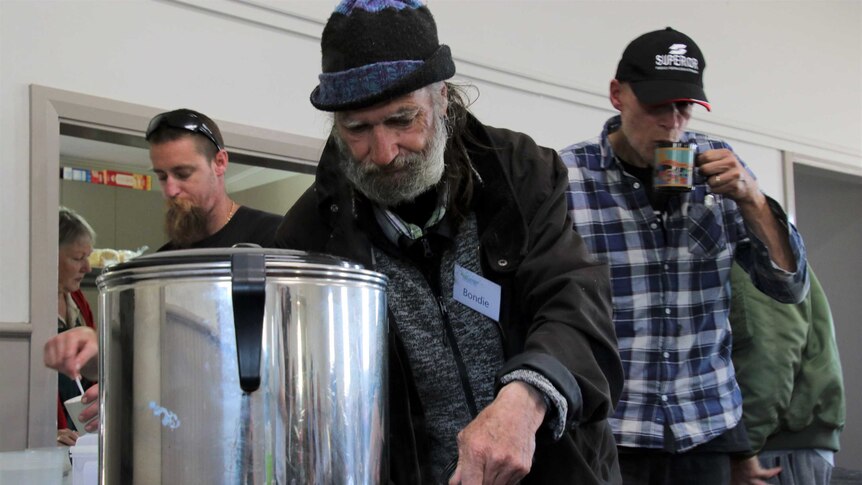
[64,395,92,435]
[0,447,65,485]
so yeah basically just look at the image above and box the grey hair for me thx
[59,206,96,247]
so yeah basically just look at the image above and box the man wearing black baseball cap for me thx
[276,1,624,483]
[559,27,810,484]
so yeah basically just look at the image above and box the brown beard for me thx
[164,198,210,248]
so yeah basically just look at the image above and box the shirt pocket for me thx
[687,201,727,258]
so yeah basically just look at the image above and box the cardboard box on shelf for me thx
[61,166,152,191]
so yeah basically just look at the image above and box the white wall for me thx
[437,1,862,156]
[2,0,859,321]
[0,0,328,322]
[794,165,862,473]
[1,0,859,459]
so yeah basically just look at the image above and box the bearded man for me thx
[273,1,623,484]
[145,108,282,250]
[42,109,284,445]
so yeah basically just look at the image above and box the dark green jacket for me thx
[730,263,844,454]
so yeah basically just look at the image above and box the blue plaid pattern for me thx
[560,116,808,452]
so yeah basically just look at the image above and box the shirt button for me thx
[330,204,339,213]
[662,351,670,359]
[633,182,641,189]
[663,263,670,270]
[650,222,658,230]
[497,259,509,267]
[661,395,668,402]
[665,308,671,315]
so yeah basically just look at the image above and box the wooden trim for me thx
[28,85,61,448]
[0,322,32,338]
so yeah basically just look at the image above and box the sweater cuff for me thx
[499,369,568,440]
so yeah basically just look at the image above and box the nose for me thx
[82,258,91,274]
[161,176,181,198]
[368,126,399,166]
[656,103,684,130]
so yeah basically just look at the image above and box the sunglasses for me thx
[145,111,224,151]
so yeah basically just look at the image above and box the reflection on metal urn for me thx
[97,248,388,484]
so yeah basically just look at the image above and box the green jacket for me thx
[730,263,845,454]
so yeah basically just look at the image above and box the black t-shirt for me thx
[158,205,283,251]
[619,158,671,212]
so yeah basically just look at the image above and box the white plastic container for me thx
[0,447,65,485]
[70,433,98,485]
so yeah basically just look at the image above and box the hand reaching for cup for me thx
[47,327,101,437]
[44,326,98,381]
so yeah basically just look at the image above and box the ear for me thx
[439,82,449,113]
[212,149,229,177]
[609,79,624,111]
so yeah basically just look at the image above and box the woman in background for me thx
[51,206,98,446]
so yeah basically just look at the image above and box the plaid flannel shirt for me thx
[559,116,808,452]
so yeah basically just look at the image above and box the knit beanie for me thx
[310,0,456,112]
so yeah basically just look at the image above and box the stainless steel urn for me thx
[96,248,388,484]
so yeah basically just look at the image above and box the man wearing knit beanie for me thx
[275,1,623,483]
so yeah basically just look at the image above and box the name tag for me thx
[453,264,501,322]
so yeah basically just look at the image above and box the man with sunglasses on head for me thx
[42,110,285,442]
[559,28,809,484]
[145,108,282,250]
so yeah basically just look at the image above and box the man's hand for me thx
[44,326,98,380]
[79,384,101,433]
[731,455,781,485]
[697,148,796,271]
[449,381,547,485]
[697,149,763,207]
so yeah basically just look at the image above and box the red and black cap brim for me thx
[629,79,711,111]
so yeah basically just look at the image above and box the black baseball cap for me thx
[615,27,711,111]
